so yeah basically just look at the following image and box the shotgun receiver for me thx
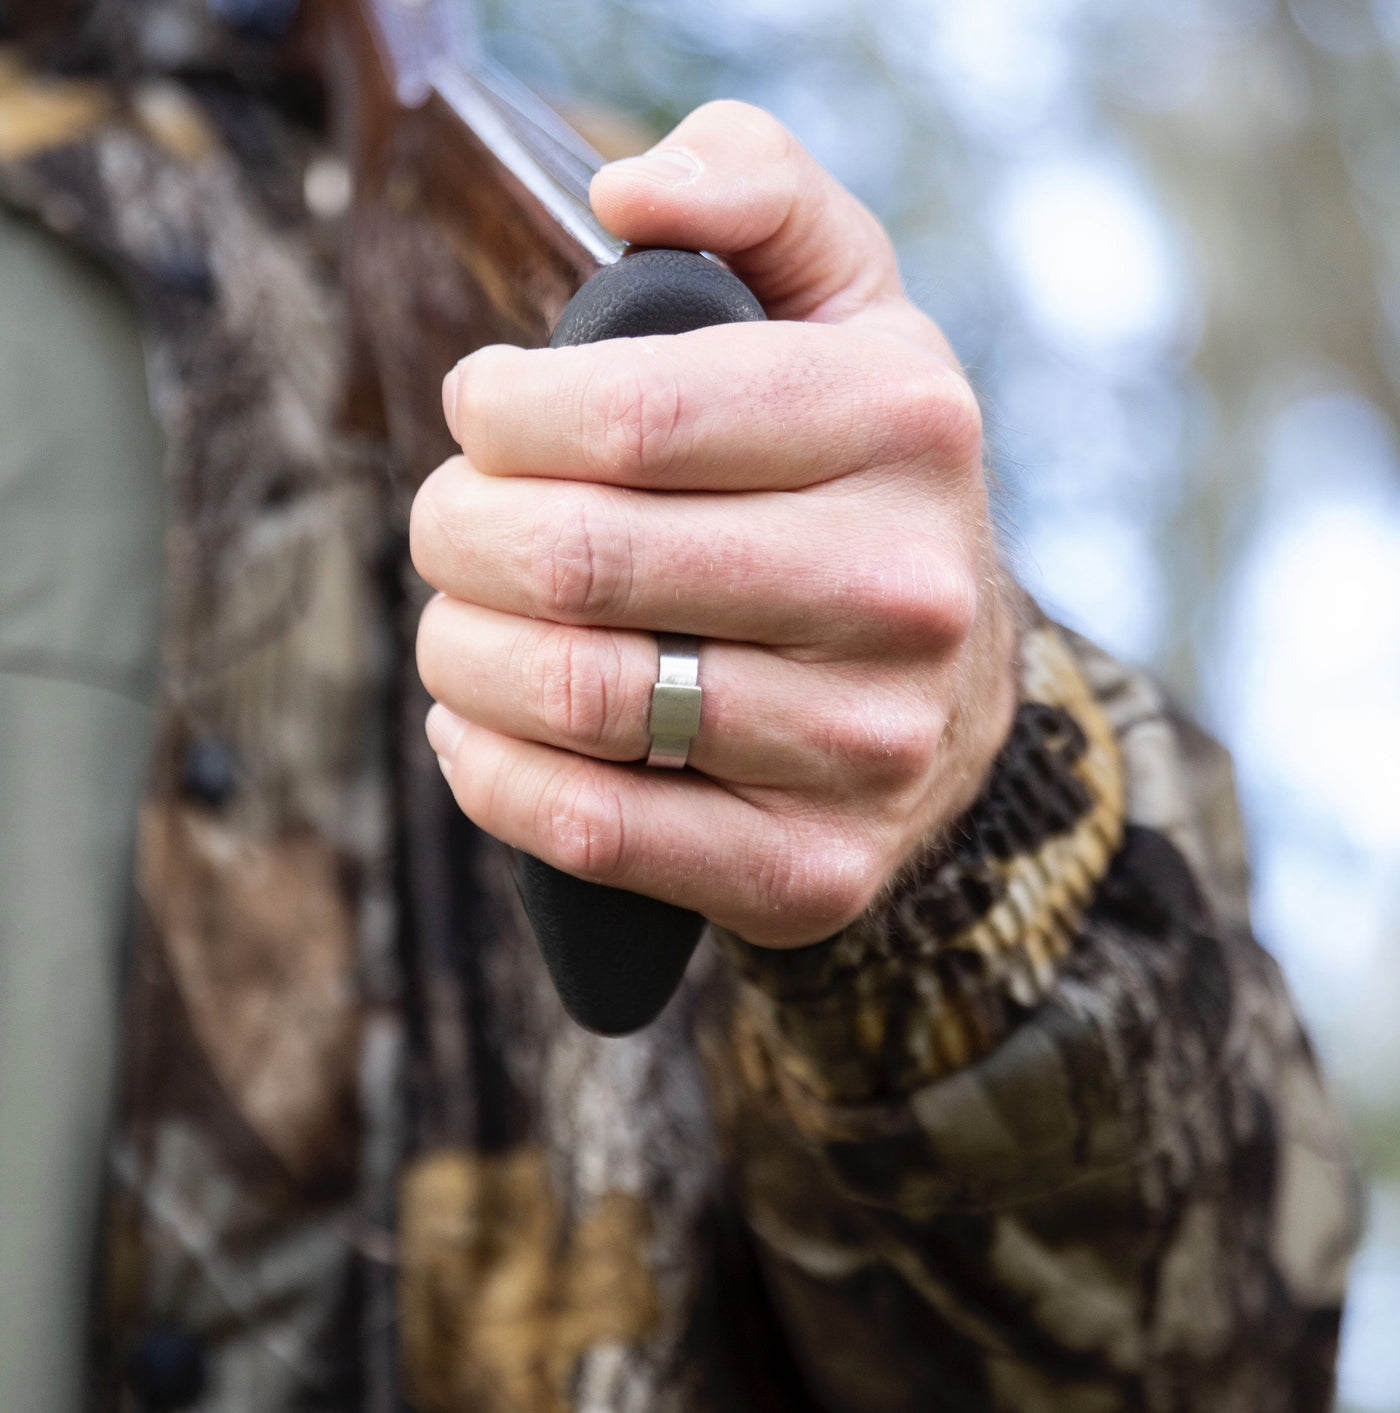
[300,0,762,1035]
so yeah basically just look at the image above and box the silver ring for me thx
[647,634,701,768]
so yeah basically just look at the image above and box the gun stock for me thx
[298,0,619,480]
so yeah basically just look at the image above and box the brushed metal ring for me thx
[646,634,701,769]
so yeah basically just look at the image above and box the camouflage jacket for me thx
[0,15,1362,1413]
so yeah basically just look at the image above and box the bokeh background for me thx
[474,0,1400,1404]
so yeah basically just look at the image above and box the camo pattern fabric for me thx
[705,624,1362,1412]
[0,25,1361,1413]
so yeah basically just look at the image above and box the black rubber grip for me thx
[517,248,766,1036]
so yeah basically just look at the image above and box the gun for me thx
[297,0,762,1037]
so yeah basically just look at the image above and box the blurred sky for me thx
[476,0,1400,1404]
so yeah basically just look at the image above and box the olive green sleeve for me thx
[703,620,1362,1413]
[0,203,164,1413]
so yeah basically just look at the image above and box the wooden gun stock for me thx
[298,0,618,479]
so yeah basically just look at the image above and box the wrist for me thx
[920,565,1024,849]
[714,612,1124,1108]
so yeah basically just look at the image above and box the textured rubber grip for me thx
[518,248,766,1036]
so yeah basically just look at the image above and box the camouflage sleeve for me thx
[702,616,1363,1413]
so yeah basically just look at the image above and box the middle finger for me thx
[410,460,972,650]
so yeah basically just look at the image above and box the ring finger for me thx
[417,595,900,793]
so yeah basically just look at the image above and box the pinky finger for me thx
[425,705,873,947]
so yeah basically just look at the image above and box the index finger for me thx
[444,319,977,492]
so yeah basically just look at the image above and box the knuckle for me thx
[754,827,882,935]
[540,771,628,881]
[920,551,981,643]
[810,839,887,930]
[527,487,632,621]
[851,549,981,646]
[752,832,808,919]
[884,362,983,469]
[585,358,688,484]
[882,712,943,786]
[937,558,982,643]
[824,704,940,790]
[530,629,619,751]
[933,373,985,467]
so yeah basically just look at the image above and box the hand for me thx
[411,100,1017,948]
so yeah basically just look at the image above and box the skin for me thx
[412,100,1017,949]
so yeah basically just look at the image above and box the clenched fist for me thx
[412,100,1017,948]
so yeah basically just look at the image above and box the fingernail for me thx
[442,362,462,441]
[602,147,701,188]
[426,703,466,764]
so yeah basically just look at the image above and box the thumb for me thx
[589,100,904,324]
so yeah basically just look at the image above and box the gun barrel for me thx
[302,0,621,482]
